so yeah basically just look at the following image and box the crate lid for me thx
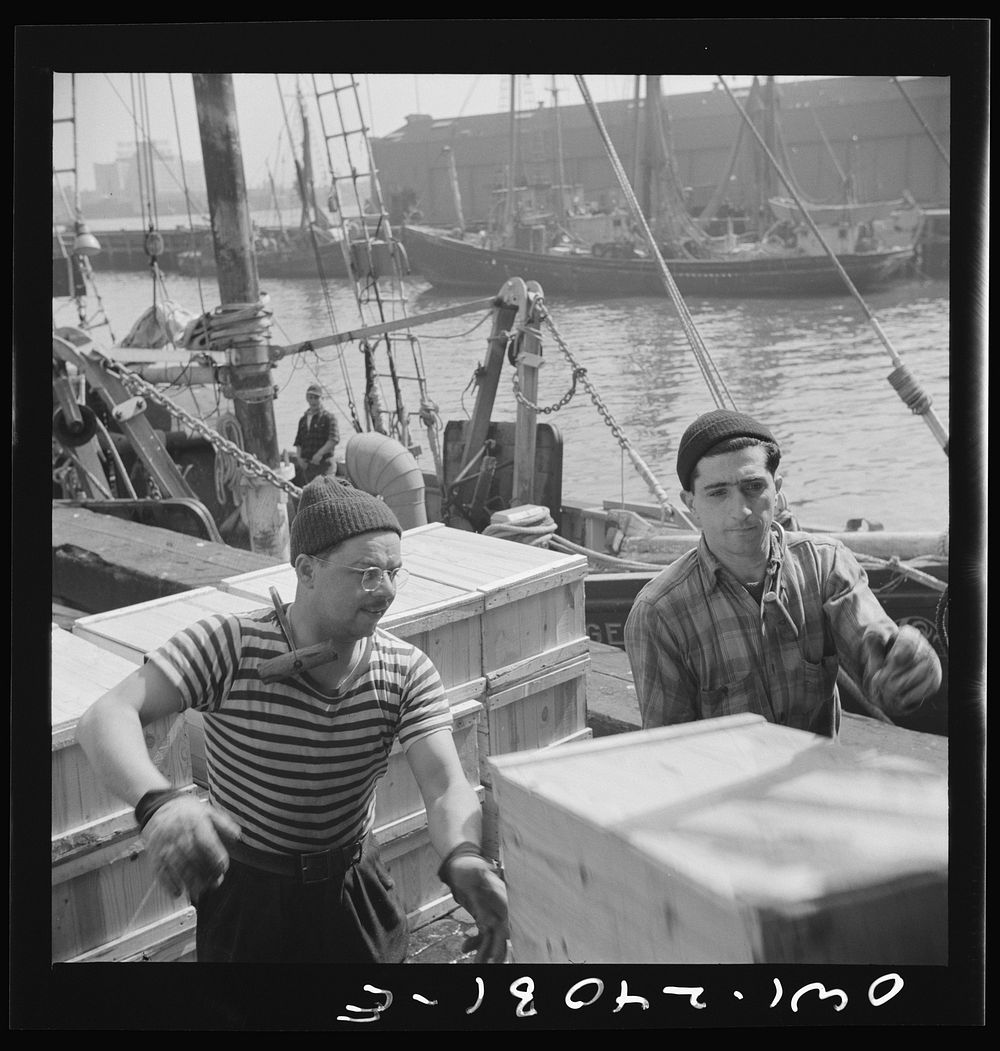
[401,522,587,599]
[51,625,139,735]
[72,588,267,655]
[488,715,948,908]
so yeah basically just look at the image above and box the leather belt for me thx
[228,837,365,884]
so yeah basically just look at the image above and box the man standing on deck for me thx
[76,476,509,963]
[624,408,942,737]
[292,382,339,485]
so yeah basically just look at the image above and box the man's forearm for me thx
[76,700,174,807]
[425,780,484,859]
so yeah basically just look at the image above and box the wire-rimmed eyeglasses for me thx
[310,556,409,591]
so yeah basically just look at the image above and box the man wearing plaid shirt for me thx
[624,409,942,738]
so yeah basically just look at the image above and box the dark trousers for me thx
[195,834,409,963]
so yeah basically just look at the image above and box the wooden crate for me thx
[72,588,269,788]
[52,802,196,962]
[373,691,484,830]
[97,908,198,963]
[51,625,192,837]
[486,714,949,965]
[478,642,592,858]
[401,523,588,674]
[376,786,486,931]
[479,641,591,786]
[71,587,268,663]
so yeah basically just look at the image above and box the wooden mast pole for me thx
[550,77,567,223]
[631,76,643,204]
[511,284,544,508]
[504,75,518,243]
[192,73,290,559]
[642,76,663,226]
[443,145,465,233]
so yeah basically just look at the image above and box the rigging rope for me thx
[717,75,949,458]
[892,77,951,170]
[169,72,208,315]
[310,71,444,482]
[213,412,245,507]
[574,75,736,415]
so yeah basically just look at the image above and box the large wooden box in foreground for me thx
[487,714,948,965]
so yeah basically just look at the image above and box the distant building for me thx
[372,76,950,229]
[77,140,208,219]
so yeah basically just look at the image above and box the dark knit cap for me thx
[676,409,778,491]
[290,476,401,564]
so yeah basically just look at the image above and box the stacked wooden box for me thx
[398,524,591,857]
[51,625,197,963]
[487,713,949,965]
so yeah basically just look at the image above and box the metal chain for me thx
[535,304,635,449]
[99,356,303,499]
[510,359,585,414]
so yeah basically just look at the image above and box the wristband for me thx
[436,841,487,884]
[134,787,187,831]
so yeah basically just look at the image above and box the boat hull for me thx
[402,225,915,298]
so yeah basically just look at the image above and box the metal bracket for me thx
[111,396,147,423]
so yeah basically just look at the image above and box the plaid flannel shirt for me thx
[623,523,897,738]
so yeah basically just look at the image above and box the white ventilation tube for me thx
[344,432,428,530]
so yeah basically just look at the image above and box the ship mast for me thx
[192,73,290,559]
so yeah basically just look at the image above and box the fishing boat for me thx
[176,222,350,279]
[401,75,918,298]
[401,221,914,298]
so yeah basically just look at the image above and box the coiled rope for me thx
[483,505,558,548]
[184,301,274,356]
[213,412,245,508]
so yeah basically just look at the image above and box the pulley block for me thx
[52,404,99,448]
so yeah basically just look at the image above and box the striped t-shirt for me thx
[148,608,452,854]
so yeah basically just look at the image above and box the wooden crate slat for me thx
[69,906,197,963]
[373,697,483,830]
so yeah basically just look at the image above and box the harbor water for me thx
[53,267,952,534]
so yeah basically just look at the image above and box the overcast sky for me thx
[54,73,836,197]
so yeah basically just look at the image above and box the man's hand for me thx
[864,625,943,718]
[142,794,242,903]
[443,854,510,963]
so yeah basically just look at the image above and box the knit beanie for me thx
[676,409,778,492]
[290,476,401,564]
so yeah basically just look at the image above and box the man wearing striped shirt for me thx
[624,409,942,738]
[77,477,508,963]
